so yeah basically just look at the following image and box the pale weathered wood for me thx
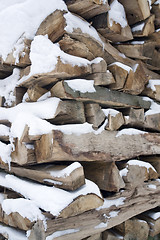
[82,162,125,192]
[35,130,160,163]
[50,80,151,109]
[145,112,160,132]
[118,0,150,25]
[82,233,102,240]
[123,61,148,95]
[85,71,115,86]
[102,230,124,240]
[85,103,105,129]
[26,85,48,102]
[59,34,95,61]
[105,111,124,131]
[151,2,160,29]
[132,15,155,37]
[0,163,85,191]
[64,0,110,19]
[30,180,160,240]
[114,217,149,240]
[92,12,133,43]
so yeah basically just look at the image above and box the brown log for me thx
[145,112,160,132]
[151,2,160,29]
[147,49,160,69]
[82,162,125,192]
[29,180,160,240]
[104,110,124,131]
[85,71,115,86]
[82,233,102,240]
[26,85,48,102]
[64,0,110,19]
[0,63,14,80]
[35,130,160,163]
[102,230,124,240]
[92,12,133,43]
[140,156,160,177]
[131,15,155,37]
[142,79,160,102]
[124,108,145,128]
[118,0,150,25]
[0,162,85,191]
[114,217,149,240]
[50,80,151,109]
[85,103,105,129]
[59,34,95,61]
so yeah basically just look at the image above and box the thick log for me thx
[26,85,48,102]
[131,15,155,37]
[119,160,158,188]
[85,72,115,86]
[103,109,125,131]
[50,80,151,109]
[35,130,160,163]
[0,63,14,80]
[151,2,160,29]
[82,233,102,240]
[59,35,95,61]
[82,162,125,192]
[114,217,149,240]
[147,49,160,69]
[92,12,133,43]
[85,103,105,129]
[142,79,160,102]
[118,0,150,25]
[64,0,110,19]
[124,108,145,128]
[0,162,85,191]
[29,180,160,240]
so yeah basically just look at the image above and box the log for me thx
[151,2,160,29]
[103,109,124,131]
[34,130,160,163]
[82,162,125,192]
[119,159,158,188]
[140,156,160,177]
[29,180,160,240]
[147,49,160,69]
[142,79,160,102]
[82,233,102,240]
[131,15,155,37]
[26,85,48,102]
[50,80,151,109]
[59,35,95,61]
[0,63,14,80]
[124,108,145,128]
[102,230,124,240]
[85,72,115,87]
[92,11,133,43]
[85,103,105,129]
[118,0,150,25]
[0,162,85,191]
[114,217,149,240]
[64,0,110,19]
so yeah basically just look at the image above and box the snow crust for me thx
[0,0,67,61]
[0,223,27,240]
[132,22,145,32]
[144,97,160,116]
[65,79,96,93]
[147,184,157,189]
[146,79,160,91]
[108,0,128,28]
[109,62,132,73]
[127,160,156,173]
[116,128,146,137]
[49,162,82,178]
[97,197,125,210]
[0,173,102,217]
[102,108,119,117]
[46,228,79,240]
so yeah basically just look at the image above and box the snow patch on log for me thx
[116,128,146,137]
[46,228,79,240]
[65,79,96,93]
[0,223,27,240]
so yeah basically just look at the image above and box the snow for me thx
[46,229,79,240]
[147,184,157,189]
[0,223,27,240]
[154,0,160,4]
[37,91,51,102]
[97,197,125,210]
[2,198,45,222]
[116,128,146,137]
[65,79,96,93]
[94,222,108,229]
[102,108,120,117]
[0,125,10,137]
[130,41,145,45]
[109,62,132,73]
[132,63,139,72]
[64,12,104,47]
[43,179,63,185]
[0,141,12,166]
[0,68,20,106]
[146,79,160,91]
[49,162,82,178]
[109,211,119,218]
[132,22,145,32]
[127,160,156,173]
[148,212,160,220]
[119,168,128,177]
[144,97,160,116]
[0,172,102,217]
[0,0,67,61]
[108,0,128,28]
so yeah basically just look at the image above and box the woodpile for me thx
[1,0,160,239]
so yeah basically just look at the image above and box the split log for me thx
[64,0,110,19]
[26,85,48,102]
[0,162,85,191]
[119,160,158,188]
[59,35,95,61]
[92,12,133,43]
[151,2,160,29]
[103,109,125,131]
[85,103,105,129]
[85,71,115,86]
[147,49,160,69]
[15,87,27,105]
[82,162,125,192]
[50,80,151,109]
[149,31,160,48]
[118,0,150,25]
[123,61,148,95]
[11,140,36,166]
[114,217,149,240]
[142,79,160,102]
[34,130,160,163]
[140,156,160,177]
[124,108,145,128]
[82,233,102,240]
[131,15,155,37]
[139,208,160,237]
[115,41,155,60]
[0,63,14,80]
[29,180,160,240]
[145,112,160,132]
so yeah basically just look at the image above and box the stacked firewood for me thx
[1,0,160,239]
